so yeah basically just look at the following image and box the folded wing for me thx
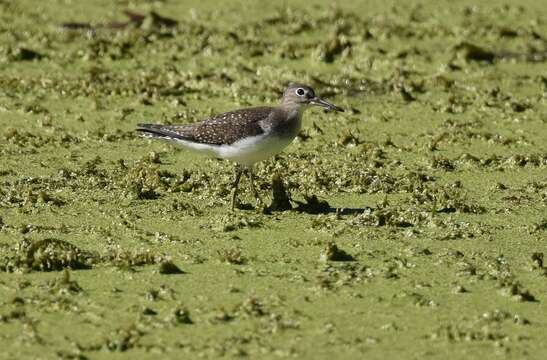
[137,106,273,145]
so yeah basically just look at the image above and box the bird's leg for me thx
[230,164,243,211]
[247,166,263,207]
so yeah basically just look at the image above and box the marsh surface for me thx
[1,0,546,358]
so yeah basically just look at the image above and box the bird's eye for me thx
[295,88,305,96]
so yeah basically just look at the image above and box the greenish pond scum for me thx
[0,0,546,358]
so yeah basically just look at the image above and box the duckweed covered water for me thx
[1,0,546,358]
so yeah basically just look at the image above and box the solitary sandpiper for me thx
[137,83,344,210]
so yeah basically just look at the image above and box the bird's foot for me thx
[230,188,239,211]
[255,193,263,208]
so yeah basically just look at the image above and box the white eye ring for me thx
[295,88,305,96]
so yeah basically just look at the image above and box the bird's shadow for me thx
[291,194,372,215]
[263,194,373,215]
[324,207,373,215]
[291,204,373,215]
[238,204,372,215]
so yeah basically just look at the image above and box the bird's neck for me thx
[286,105,305,123]
[280,101,306,120]
[268,103,304,138]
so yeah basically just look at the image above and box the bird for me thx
[136,83,344,210]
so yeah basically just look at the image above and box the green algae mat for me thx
[1,0,546,358]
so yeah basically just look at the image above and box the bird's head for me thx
[282,84,344,112]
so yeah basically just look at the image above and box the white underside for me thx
[172,134,295,167]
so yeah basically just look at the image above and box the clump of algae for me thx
[123,156,176,200]
[0,238,181,274]
[267,173,292,212]
[212,213,263,232]
[124,161,164,199]
[158,260,185,274]
[1,238,96,272]
[48,269,84,295]
[497,277,537,302]
[319,241,354,262]
[314,35,352,63]
[218,247,246,265]
[166,305,193,325]
[105,248,162,270]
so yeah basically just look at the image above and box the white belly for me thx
[173,134,296,167]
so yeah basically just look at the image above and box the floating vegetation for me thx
[1,0,545,358]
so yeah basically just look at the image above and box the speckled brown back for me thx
[137,106,274,145]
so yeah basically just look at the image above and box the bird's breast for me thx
[269,108,303,139]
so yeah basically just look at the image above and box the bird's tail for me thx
[136,123,186,141]
[136,123,165,138]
